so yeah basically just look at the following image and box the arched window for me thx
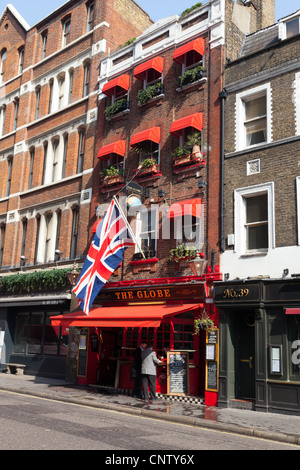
[0,48,7,82]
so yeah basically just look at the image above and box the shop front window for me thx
[125,327,139,357]
[13,312,68,356]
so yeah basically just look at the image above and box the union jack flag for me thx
[73,198,135,314]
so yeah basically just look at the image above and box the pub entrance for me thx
[235,310,255,401]
[97,328,123,387]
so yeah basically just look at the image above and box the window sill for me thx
[176,77,207,94]
[137,93,164,108]
[106,108,129,122]
[240,250,268,258]
[129,258,158,274]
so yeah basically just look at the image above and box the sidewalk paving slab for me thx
[0,373,299,447]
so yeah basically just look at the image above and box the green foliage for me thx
[171,146,188,159]
[185,132,202,150]
[0,269,70,295]
[194,310,215,334]
[137,81,163,105]
[105,98,128,119]
[178,65,205,87]
[169,244,197,262]
[141,157,157,168]
[100,166,124,178]
[118,37,136,49]
[180,2,203,18]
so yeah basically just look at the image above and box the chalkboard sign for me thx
[167,351,189,395]
[206,361,218,391]
[77,329,88,377]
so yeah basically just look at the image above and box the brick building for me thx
[0,0,152,377]
[214,3,300,414]
[53,1,276,404]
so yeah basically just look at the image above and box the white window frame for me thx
[234,182,275,256]
[295,72,300,136]
[297,176,300,246]
[279,13,300,40]
[236,83,272,151]
[62,18,71,48]
[135,206,158,256]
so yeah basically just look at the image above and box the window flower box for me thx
[137,81,163,106]
[105,98,128,120]
[178,65,205,88]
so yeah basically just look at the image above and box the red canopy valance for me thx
[50,303,201,328]
[167,198,202,219]
[102,74,130,96]
[134,56,164,80]
[173,37,205,64]
[97,140,126,160]
[130,127,161,147]
[170,113,203,137]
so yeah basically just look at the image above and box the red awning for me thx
[167,198,202,219]
[170,112,203,137]
[50,303,201,328]
[102,74,130,96]
[97,140,126,160]
[285,308,300,315]
[173,37,205,64]
[134,56,164,80]
[130,127,161,147]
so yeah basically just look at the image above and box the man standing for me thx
[132,341,147,398]
[141,344,162,403]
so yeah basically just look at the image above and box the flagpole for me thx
[113,195,146,260]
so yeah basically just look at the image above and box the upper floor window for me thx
[77,129,85,173]
[6,157,13,197]
[0,48,7,83]
[234,182,274,255]
[35,87,41,120]
[86,1,94,32]
[58,74,65,109]
[0,106,6,137]
[18,47,24,74]
[0,224,5,267]
[62,17,71,47]
[102,75,130,119]
[48,79,54,113]
[28,148,35,189]
[42,31,48,59]
[236,84,271,151]
[70,206,79,259]
[13,98,19,131]
[83,61,90,97]
[68,69,74,104]
[286,16,300,38]
[136,206,158,258]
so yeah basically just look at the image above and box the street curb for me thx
[1,385,299,447]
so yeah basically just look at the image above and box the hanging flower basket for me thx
[194,310,215,334]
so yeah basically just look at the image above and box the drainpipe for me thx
[219,88,228,253]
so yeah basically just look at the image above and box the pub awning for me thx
[134,56,164,80]
[102,74,130,96]
[285,308,300,315]
[167,198,202,219]
[170,112,203,137]
[50,303,201,328]
[130,127,161,147]
[97,140,126,160]
[173,37,205,64]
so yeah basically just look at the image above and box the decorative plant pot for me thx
[102,174,124,186]
[138,163,159,175]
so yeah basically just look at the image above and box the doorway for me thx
[97,328,123,387]
[235,311,255,400]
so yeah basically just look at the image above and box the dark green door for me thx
[236,312,255,400]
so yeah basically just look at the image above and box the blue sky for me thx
[1,0,299,26]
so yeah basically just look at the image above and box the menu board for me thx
[205,328,219,392]
[77,328,88,377]
[167,351,189,395]
[206,361,218,391]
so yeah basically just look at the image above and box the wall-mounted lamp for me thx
[224,273,230,281]
[283,268,289,278]
[198,180,206,189]
[66,263,80,287]
[188,254,208,276]
[20,255,27,267]
[158,189,167,198]
[55,249,63,261]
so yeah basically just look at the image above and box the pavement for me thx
[0,372,300,447]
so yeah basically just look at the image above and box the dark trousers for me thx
[142,374,156,401]
[133,373,142,396]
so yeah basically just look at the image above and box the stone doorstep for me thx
[229,399,254,410]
